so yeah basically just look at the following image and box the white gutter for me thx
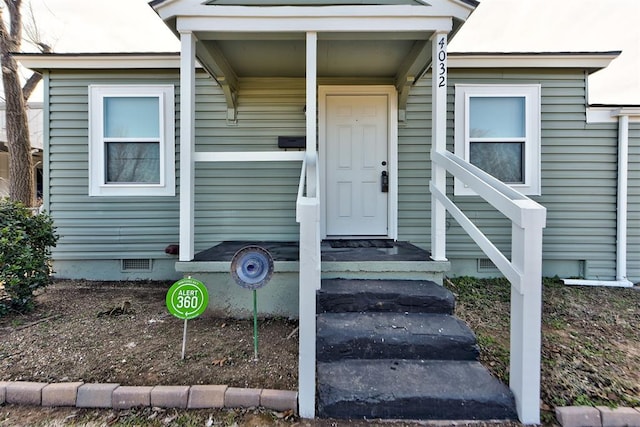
[565,109,637,288]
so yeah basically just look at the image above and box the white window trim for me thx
[454,84,541,196]
[88,84,176,197]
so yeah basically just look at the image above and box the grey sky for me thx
[22,0,640,105]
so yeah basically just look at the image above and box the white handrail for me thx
[295,150,320,419]
[296,151,319,213]
[296,153,308,203]
[432,151,535,227]
[432,149,546,424]
[430,183,521,291]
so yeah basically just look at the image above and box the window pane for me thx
[104,97,160,138]
[469,97,525,138]
[106,142,160,184]
[470,142,523,183]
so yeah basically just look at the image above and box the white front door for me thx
[325,94,389,236]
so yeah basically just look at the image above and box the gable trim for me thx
[176,12,453,34]
[14,53,183,70]
[154,2,476,22]
[448,52,620,72]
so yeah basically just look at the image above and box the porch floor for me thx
[192,240,432,262]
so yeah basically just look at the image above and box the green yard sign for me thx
[166,277,209,360]
[166,278,209,320]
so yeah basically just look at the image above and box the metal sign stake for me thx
[253,289,259,361]
[181,318,188,360]
[230,245,274,364]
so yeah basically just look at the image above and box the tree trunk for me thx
[2,52,33,206]
[0,0,37,207]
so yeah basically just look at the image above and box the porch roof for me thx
[149,1,476,93]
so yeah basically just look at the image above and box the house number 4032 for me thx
[438,37,447,88]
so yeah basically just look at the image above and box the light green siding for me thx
[47,70,182,273]
[193,78,305,251]
[398,81,432,245]
[629,123,640,282]
[46,67,633,282]
[46,72,305,279]
[399,69,621,281]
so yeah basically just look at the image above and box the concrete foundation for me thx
[176,261,299,318]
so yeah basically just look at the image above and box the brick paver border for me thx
[556,406,640,427]
[5,383,638,425]
[0,381,297,414]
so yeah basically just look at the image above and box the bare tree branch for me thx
[21,69,41,100]
[23,1,52,53]
[21,4,51,102]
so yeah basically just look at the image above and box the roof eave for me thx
[14,52,183,71]
[448,51,621,73]
[16,51,620,73]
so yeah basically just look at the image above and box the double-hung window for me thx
[454,84,541,196]
[89,85,175,197]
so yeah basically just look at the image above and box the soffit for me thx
[200,34,422,79]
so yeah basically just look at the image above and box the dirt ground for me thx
[0,280,298,390]
[446,277,640,421]
[1,278,639,426]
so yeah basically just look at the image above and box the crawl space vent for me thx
[477,258,498,273]
[121,259,152,272]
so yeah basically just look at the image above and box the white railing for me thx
[295,150,321,418]
[431,150,546,424]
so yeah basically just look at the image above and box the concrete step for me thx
[318,279,455,314]
[317,359,517,421]
[316,312,479,362]
[320,260,449,283]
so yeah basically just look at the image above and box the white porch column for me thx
[298,31,318,420]
[430,32,448,261]
[179,32,196,262]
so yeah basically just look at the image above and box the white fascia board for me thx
[15,54,184,70]
[587,106,640,123]
[153,2,475,22]
[152,0,208,20]
[613,107,640,117]
[177,14,452,33]
[448,53,618,71]
[416,0,476,20]
[167,5,456,18]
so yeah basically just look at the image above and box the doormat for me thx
[326,239,394,249]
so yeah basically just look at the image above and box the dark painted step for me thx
[317,312,479,362]
[318,279,454,314]
[317,359,517,421]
